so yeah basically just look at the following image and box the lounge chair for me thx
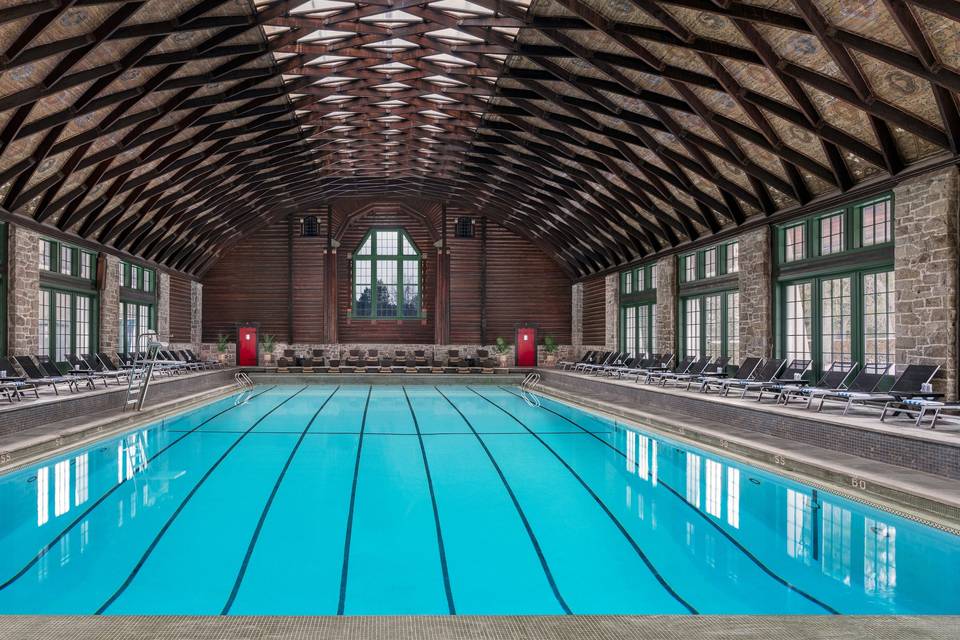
[574,351,609,372]
[809,363,893,413]
[444,350,466,374]
[344,349,362,371]
[719,358,787,398]
[597,354,639,376]
[82,354,127,384]
[699,357,762,393]
[580,351,620,374]
[646,355,694,385]
[0,357,37,401]
[187,348,221,369]
[559,350,593,370]
[658,356,713,387]
[633,353,674,383]
[779,361,856,407]
[755,359,813,402]
[827,364,939,416]
[673,356,729,390]
[13,356,77,395]
[45,358,99,390]
[476,349,496,374]
[607,354,652,378]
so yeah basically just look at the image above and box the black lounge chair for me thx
[476,350,496,373]
[598,354,638,376]
[413,350,431,374]
[779,361,857,407]
[82,354,127,385]
[13,356,77,395]
[559,350,593,370]
[45,358,99,390]
[0,357,37,401]
[699,357,762,394]
[674,356,729,390]
[580,351,620,374]
[755,359,813,401]
[607,354,652,378]
[633,353,674,383]
[719,358,787,398]
[830,364,940,416]
[811,363,893,413]
[646,355,694,385]
[344,349,362,370]
[574,351,609,372]
[658,356,714,387]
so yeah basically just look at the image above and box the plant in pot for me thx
[494,336,511,368]
[542,335,558,366]
[216,333,229,364]
[261,334,277,365]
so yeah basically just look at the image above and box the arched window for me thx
[352,229,421,318]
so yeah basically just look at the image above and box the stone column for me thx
[738,226,774,358]
[894,166,959,400]
[157,271,170,341]
[571,282,583,353]
[604,273,618,349]
[190,280,203,348]
[99,255,121,353]
[7,224,40,355]
[655,256,676,355]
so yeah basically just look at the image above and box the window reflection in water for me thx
[786,489,813,562]
[865,518,897,595]
[821,501,852,585]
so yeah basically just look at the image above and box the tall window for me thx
[352,229,421,318]
[620,303,656,356]
[820,277,852,366]
[704,248,718,279]
[120,302,154,353]
[863,271,895,372]
[784,282,813,362]
[725,242,739,274]
[683,254,697,282]
[119,260,157,352]
[38,288,94,360]
[681,291,739,363]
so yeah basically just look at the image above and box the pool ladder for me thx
[123,332,161,412]
[521,372,541,408]
[235,371,254,389]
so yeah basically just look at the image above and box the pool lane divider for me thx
[496,385,841,615]
[0,385,280,594]
[433,386,572,615]
[402,386,456,615]
[221,385,343,614]
[467,386,698,615]
[95,386,311,614]
[336,386,372,616]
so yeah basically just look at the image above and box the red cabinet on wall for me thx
[237,325,258,366]
[516,326,537,367]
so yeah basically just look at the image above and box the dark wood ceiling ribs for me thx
[0,0,957,277]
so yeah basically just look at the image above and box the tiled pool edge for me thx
[0,383,239,475]
[0,615,957,640]
[536,381,960,533]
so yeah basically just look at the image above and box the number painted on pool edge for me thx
[851,477,867,490]
[720,440,729,449]
[0,452,11,464]
[773,455,786,466]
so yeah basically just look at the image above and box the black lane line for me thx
[167,430,611,436]
[336,385,372,616]
[402,386,455,614]
[221,385,343,614]
[0,385,279,593]
[434,386,572,615]
[468,386,698,614]
[95,386,310,614]
[497,385,841,615]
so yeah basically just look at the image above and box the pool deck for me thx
[538,369,960,530]
[0,615,957,640]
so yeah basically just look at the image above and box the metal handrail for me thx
[123,331,161,411]
[235,371,254,389]
[521,372,541,408]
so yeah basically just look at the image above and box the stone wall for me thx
[738,226,774,358]
[655,256,676,356]
[571,282,583,349]
[190,281,203,347]
[99,255,120,353]
[7,225,39,355]
[604,273,618,349]
[156,271,170,342]
[894,166,960,399]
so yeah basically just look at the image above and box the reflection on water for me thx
[616,423,909,606]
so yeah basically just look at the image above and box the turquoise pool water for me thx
[0,384,957,615]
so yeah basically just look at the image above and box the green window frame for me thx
[351,228,422,319]
[777,268,895,378]
[120,261,155,292]
[783,223,806,262]
[38,238,96,281]
[38,287,97,360]
[619,263,656,295]
[777,194,893,264]
[119,301,155,353]
[679,290,739,365]
[725,241,739,274]
[619,303,657,356]
[818,212,845,256]
[680,242,740,283]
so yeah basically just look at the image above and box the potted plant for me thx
[542,335,558,366]
[216,333,229,364]
[494,336,510,368]
[261,334,276,365]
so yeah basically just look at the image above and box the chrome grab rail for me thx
[521,372,541,408]
[123,331,161,411]
[235,372,254,389]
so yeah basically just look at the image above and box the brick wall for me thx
[894,166,960,400]
[738,226,774,358]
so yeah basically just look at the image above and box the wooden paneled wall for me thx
[201,199,572,344]
[581,275,607,345]
[168,274,193,342]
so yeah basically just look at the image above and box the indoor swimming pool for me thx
[0,384,957,615]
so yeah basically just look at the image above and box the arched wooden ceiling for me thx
[0,0,958,277]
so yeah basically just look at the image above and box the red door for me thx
[237,326,258,366]
[516,327,536,367]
